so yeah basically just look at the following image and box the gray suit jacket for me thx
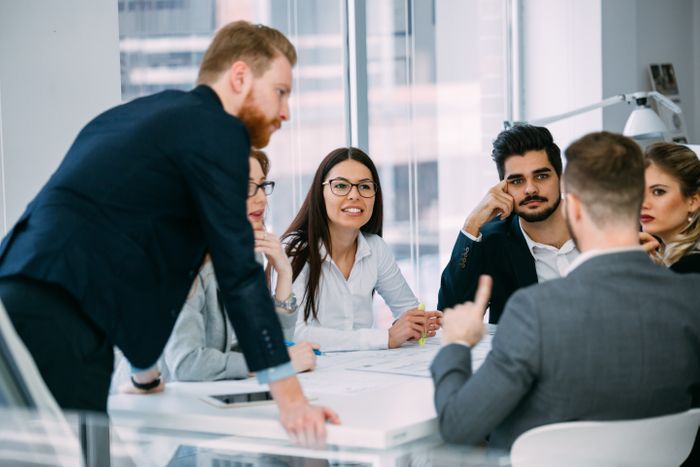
[431,250,700,450]
[161,260,298,382]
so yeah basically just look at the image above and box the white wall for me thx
[602,0,698,142]
[0,1,121,233]
[601,0,639,134]
[521,0,603,151]
[523,0,700,148]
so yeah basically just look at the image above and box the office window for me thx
[118,0,511,318]
[365,0,509,318]
[118,0,345,238]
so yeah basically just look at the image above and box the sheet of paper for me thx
[339,326,495,378]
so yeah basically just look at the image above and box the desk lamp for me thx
[504,91,682,140]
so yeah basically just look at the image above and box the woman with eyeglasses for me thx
[151,150,318,382]
[283,147,441,352]
[639,143,700,273]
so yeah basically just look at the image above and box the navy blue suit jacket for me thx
[437,214,537,323]
[0,85,289,370]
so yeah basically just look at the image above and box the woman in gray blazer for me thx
[161,150,318,381]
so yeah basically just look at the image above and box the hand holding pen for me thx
[418,304,443,346]
[284,340,321,373]
[388,304,442,348]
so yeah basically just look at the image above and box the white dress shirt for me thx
[461,220,579,283]
[519,219,579,282]
[293,232,419,351]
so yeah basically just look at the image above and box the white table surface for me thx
[108,329,494,450]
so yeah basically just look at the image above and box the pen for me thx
[284,340,323,356]
[418,303,426,346]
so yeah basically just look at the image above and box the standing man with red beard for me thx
[0,21,338,446]
[438,124,578,323]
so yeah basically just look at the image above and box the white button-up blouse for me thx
[292,232,419,351]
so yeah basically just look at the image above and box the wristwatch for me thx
[274,293,298,313]
[131,374,161,391]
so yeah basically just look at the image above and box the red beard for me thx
[237,93,281,149]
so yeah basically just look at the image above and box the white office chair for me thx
[510,409,700,467]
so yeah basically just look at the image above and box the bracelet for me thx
[273,293,298,313]
[131,374,161,390]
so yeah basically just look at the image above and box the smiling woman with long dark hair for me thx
[282,147,441,352]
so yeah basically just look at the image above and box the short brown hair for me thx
[197,21,297,85]
[564,132,644,227]
[250,149,270,176]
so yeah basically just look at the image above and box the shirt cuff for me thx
[129,363,158,374]
[256,362,296,384]
[371,329,390,350]
[460,229,482,242]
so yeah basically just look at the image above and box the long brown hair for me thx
[644,143,700,266]
[282,147,384,323]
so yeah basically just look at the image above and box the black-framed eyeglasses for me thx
[323,178,377,198]
[248,181,275,197]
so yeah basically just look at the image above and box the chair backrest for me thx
[510,409,700,467]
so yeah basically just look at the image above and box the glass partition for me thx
[118,0,511,319]
[364,0,509,321]
[118,0,346,240]
[0,407,510,466]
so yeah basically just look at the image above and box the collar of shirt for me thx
[318,231,372,266]
[519,218,576,256]
[565,245,644,275]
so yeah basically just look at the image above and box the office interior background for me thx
[1,0,699,321]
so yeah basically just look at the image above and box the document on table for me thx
[340,326,495,379]
[297,366,406,397]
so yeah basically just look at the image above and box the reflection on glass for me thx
[117,0,510,321]
[0,407,509,466]
[366,0,508,321]
[118,0,346,238]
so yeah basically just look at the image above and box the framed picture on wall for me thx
[648,63,688,144]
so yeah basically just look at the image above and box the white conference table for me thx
[108,327,494,450]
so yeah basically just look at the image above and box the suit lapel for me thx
[506,215,538,287]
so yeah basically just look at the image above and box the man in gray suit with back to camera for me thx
[431,131,700,450]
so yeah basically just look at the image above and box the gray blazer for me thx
[431,250,700,450]
[162,261,297,382]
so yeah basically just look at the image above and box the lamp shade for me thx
[623,107,668,140]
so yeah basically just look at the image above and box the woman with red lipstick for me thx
[154,150,318,382]
[283,147,441,352]
[639,143,700,273]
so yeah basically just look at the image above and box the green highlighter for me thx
[418,303,426,346]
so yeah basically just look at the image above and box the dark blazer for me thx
[670,250,700,466]
[431,250,700,450]
[437,214,536,323]
[0,85,288,371]
[672,252,700,274]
